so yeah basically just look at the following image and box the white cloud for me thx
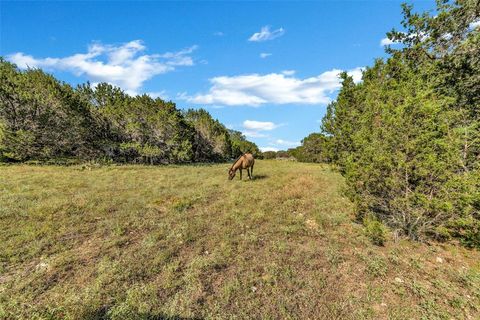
[158,45,198,66]
[380,32,430,47]
[469,20,480,29]
[182,67,363,107]
[441,33,453,40]
[7,40,197,94]
[260,52,272,58]
[273,139,300,147]
[281,70,295,76]
[347,67,363,83]
[146,90,169,100]
[242,120,280,139]
[380,37,397,46]
[260,147,279,152]
[243,120,278,131]
[243,131,269,138]
[248,26,285,42]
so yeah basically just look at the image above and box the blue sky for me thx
[1,0,436,151]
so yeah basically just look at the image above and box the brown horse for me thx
[228,153,255,180]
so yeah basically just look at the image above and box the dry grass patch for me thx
[1,161,479,319]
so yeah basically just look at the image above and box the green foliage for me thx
[228,129,261,158]
[262,151,277,159]
[363,215,388,246]
[0,120,6,162]
[289,133,332,163]
[364,254,388,277]
[184,108,232,161]
[76,84,195,164]
[448,216,480,248]
[317,1,480,246]
[275,150,291,159]
[0,60,258,164]
[0,59,101,162]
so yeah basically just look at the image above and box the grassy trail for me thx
[1,161,479,319]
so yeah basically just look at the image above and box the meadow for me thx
[1,160,479,319]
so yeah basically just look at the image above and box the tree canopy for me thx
[315,0,479,246]
[0,60,259,164]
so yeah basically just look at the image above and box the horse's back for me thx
[244,153,254,167]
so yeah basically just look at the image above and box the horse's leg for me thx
[251,164,254,179]
[239,169,242,180]
[247,167,251,179]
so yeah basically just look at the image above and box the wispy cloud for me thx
[260,52,272,58]
[380,37,397,46]
[261,139,300,152]
[146,90,169,100]
[380,31,432,47]
[281,70,295,76]
[260,147,279,152]
[348,68,363,83]
[213,31,224,36]
[181,67,363,107]
[243,131,269,138]
[158,45,198,66]
[242,120,280,139]
[470,20,480,30]
[243,120,278,131]
[249,26,285,42]
[7,40,198,95]
[273,139,300,147]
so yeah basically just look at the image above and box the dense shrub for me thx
[0,62,101,161]
[0,60,259,164]
[363,214,388,246]
[289,133,331,163]
[320,0,480,246]
[262,151,277,159]
[228,129,261,158]
[184,108,232,162]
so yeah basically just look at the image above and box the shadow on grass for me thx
[82,307,204,320]
[235,175,268,181]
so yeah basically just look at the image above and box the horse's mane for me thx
[230,153,246,170]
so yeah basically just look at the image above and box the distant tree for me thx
[77,84,194,164]
[289,133,331,163]
[1,60,258,165]
[184,108,231,162]
[0,60,100,161]
[228,130,261,158]
[262,151,277,159]
[276,150,290,159]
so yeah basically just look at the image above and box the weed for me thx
[363,214,388,246]
[365,255,388,278]
[1,161,479,319]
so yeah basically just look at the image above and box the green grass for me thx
[1,160,479,319]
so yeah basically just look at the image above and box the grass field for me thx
[1,160,479,319]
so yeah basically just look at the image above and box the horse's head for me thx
[228,168,236,180]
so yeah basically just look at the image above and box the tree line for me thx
[291,0,479,247]
[0,60,259,164]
